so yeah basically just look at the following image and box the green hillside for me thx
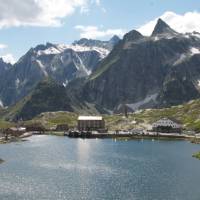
[1,98,200,132]
[25,99,200,132]
[2,78,73,121]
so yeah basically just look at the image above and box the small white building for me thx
[78,116,105,131]
[152,118,182,133]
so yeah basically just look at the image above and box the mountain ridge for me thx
[0,36,120,107]
[2,19,200,119]
[76,19,200,112]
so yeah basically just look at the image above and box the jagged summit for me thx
[2,20,200,116]
[0,36,115,106]
[73,38,91,46]
[123,30,144,42]
[0,58,5,64]
[151,18,177,36]
[73,36,120,50]
[81,18,200,112]
[109,35,120,44]
[72,38,108,48]
[34,42,55,52]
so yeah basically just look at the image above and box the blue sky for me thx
[0,0,200,63]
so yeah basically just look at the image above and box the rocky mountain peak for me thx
[0,58,5,64]
[123,30,144,42]
[73,38,89,46]
[33,42,55,52]
[73,37,119,50]
[109,35,120,45]
[151,18,177,36]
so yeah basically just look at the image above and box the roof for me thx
[152,118,181,128]
[78,116,103,121]
[153,118,180,125]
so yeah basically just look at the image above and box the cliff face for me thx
[80,19,200,111]
[0,37,119,107]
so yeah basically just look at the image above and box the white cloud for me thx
[138,11,200,36]
[93,0,106,13]
[0,43,15,64]
[80,0,105,14]
[101,7,107,13]
[75,25,125,39]
[0,44,7,49]
[94,0,100,6]
[0,0,99,28]
[1,54,16,64]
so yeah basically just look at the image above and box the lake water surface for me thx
[0,136,200,200]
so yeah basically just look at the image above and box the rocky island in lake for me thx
[0,159,4,164]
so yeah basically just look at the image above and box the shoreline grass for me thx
[193,152,200,160]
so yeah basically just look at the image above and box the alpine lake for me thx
[0,135,200,200]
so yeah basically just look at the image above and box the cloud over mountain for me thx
[1,54,16,64]
[0,44,7,49]
[75,25,125,39]
[138,11,200,35]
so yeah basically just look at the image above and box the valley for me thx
[1,19,200,135]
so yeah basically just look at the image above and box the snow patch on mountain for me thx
[0,99,4,107]
[173,47,200,66]
[15,78,20,89]
[173,54,188,66]
[76,54,92,75]
[198,80,200,87]
[36,60,48,77]
[71,57,91,77]
[37,44,109,59]
[152,34,175,41]
[38,47,61,55]
[190,47,200,55]
[153,36,159,41]
[63,80,68,87]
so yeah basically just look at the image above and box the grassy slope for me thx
[0,108,17,128]
[0,99,200,131]
[105,99,200,131]
[25,112,78,130]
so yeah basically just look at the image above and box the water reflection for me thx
[0,136,200,200]
[76,139,91,161]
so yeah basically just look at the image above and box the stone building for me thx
[78,116,105,131]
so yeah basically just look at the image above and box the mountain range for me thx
[0,36,120,107]
[2,19,200,120]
